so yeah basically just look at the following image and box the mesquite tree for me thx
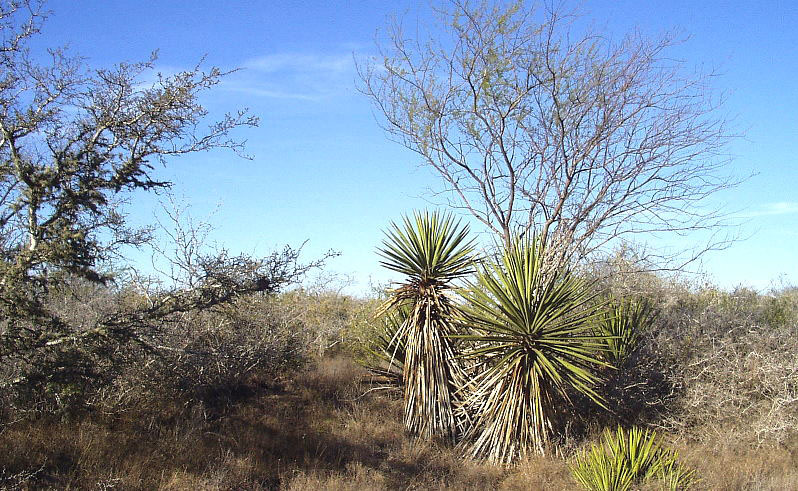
[359,0,735,268]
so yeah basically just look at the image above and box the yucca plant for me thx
[570,426,697,491]
[458,237,610,463]
[658,456,699,491]
[595,297,655,367]
[377,210,475,443]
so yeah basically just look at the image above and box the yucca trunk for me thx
[463,357,556,461]
[402,292,463,441]
[377,211,475,443]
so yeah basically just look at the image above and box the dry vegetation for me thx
[1,272,797,490]
[2,1,794,489]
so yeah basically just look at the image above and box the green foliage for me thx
[377,210,475,443]
[570,426,697,491]
[759,289,797,329]
[378,211,475,284]
[359,307,407,389]
[458,237,610,462]
[0,2,273,407]
[595,298,655,367]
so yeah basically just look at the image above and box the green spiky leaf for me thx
[458,237,610,463]
[595,297,655,367]
[570,426,698,491]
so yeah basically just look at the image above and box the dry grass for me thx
[675,439,798,490]
[2,353,797,489]
[0,354,575,489]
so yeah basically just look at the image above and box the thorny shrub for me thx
[655,285,798,445]
[592,255,798,446]
[112,288,372,410]
[1,281,368,416]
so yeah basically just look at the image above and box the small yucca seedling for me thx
[377,210,475,443]
[595,298,655,367]
[362,308,407,389]
[570,426,697,491]
[659,457,699,491]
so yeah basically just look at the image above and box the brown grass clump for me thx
[498,456,573,489]
[1,357,367,489]
[676,439,798,490]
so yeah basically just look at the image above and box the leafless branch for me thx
[358,0,739,269]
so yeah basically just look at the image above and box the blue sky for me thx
[32,0,797,294]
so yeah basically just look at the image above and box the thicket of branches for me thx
[588,256,798,447]
[0,0,336,414]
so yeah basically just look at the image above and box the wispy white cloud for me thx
[739,202,798,218]
[223,86,321,101]
[223,52,357,101]
[244,53,352,74]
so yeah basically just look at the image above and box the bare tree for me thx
[359,0,736,267]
